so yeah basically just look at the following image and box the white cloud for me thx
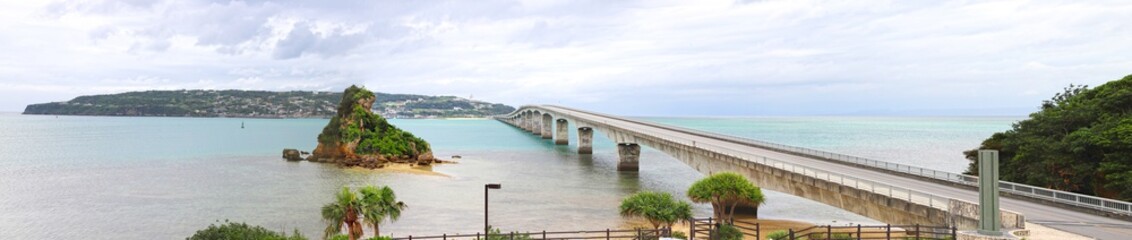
[0,0,1130,115]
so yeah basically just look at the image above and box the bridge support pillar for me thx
[617,143,640,171]
[521,114,530,131]
[555,119,569,145]
[532,115,542,135]
[578,127,593,154]
[541,115,553,139]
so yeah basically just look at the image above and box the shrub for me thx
[477,226,532,240]
[765,230,788,240]
[713,224,743,240]
[186,220,307,240]
[670,231,688,240]
[831,233,852,240]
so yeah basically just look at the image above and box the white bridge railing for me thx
[655,120,1132,217]
[534,105,1132,217]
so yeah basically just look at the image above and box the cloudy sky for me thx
[1,0,1129,116]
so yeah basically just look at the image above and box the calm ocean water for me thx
[0,113,1019,239]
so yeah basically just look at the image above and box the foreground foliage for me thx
[323,185,407,240]
[687,172,766,221]
[477,226,533,240]
[965,74,1132,200]
[712,224,742,240]
[619,191,693,229]
[186,220,307,240]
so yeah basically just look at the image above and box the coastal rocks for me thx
[301,85,442,170]
[282,149,302,161]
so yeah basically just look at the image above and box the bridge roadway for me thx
[536,105,1132,240]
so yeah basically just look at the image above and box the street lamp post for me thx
[485,183,502,234]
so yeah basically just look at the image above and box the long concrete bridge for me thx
[497,105,1132,240]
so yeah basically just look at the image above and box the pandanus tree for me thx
[360,185,407,237]
[322,187,365,240]
[619,191,693,229]
[687,172,765,222]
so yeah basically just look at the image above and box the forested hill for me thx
[964,74,1132,201]
[23,90,515,118]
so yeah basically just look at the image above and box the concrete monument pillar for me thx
[617,143,640,171]
[578,127,593,154]
[555,119,569,145]
[978,150,1002,235]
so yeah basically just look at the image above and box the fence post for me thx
[915,224,920,240]
[788,229,794,240]
[690,219,696,240]
[756,223,760,240]
[827,225,832,240]
[857,224,861,240]
[951,226,957,240]
[543,230,546,240]
[606,228,610,240]
[443,234,447,240]
[409,236,413,240]
[638,228,642,240]
[477,232,480,240]
[885,224,890,240]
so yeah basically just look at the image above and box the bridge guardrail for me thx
[538,107,953,211]
[641,119,1132,217]
[520,105,1132,217]
[531,105,1132,217]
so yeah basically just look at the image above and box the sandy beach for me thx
[343,161,454,177]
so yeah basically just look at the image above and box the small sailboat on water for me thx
[241,121,245,129]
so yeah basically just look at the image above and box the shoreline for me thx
[341,161,454,177]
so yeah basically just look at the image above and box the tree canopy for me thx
[323,185,408,240]
[687,172,765,221]
[187,220,307,240]
[619,191,693,229]
[964,74,1132,200]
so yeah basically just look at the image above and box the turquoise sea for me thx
[0,113,1019,239]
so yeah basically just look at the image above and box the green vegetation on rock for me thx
[314,86,430,159]
[965,74,1132,200]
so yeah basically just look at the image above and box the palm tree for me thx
[360,185,407,237]
[687,172,765,222]
[322,187,365,240]
[619,191,693,229]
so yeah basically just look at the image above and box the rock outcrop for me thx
[282,148,303,161]
[305,85,436,168]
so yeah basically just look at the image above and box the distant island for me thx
[22,89,515,118]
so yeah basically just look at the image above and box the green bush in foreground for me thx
[670,231,688,240]
[476,226,532,240]
[712,224,743,240]
[765,230,788,240]
[619,191,693,229]
[186,220,307,240]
